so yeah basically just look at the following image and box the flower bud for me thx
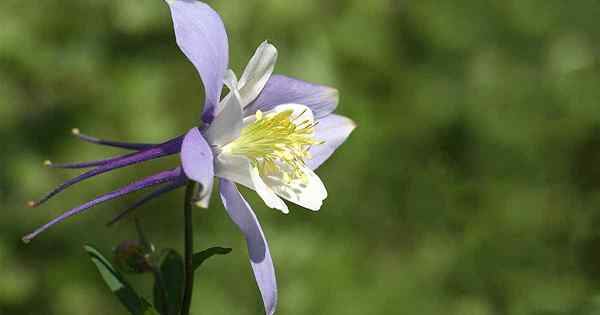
[113,240,155,274]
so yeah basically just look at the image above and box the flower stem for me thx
[181,180,197,315]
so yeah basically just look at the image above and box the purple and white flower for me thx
[24,1,354,314]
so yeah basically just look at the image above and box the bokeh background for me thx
[2,0,600,314]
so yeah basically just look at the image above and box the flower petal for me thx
[181,127,214,205]
[166,0,229,123]
[238,41,278,106]
[262,166,327,211]
[223,69,239,91]
[270,103,314,122]
[307,114,356,170]
[215,154,254,189]
[242,103,314,127]
[204,89,243,146]
[194,177,214,208]
[219,179,278,315]
[249,166,289,214]
[245,75,338,119]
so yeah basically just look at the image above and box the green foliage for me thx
[151,247,231,315]
[192,247,232,271]
[87,242,229,315]
[85,245,159,315]
[153,250,183,315]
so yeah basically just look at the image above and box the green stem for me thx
[181,181,197,315]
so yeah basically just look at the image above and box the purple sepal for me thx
[219,179,277,315]
[181,127,214,202]
[23,167,184,243]
[245,74,338,119]
[106,176,187,226]
[307,114,355,170]
[32,136,184,207]
[166,0,229,124]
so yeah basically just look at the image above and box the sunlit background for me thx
[3,0,600,314]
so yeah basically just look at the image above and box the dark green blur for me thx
[2,0,600,314]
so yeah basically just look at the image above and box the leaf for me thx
[84,245,159,315]
[153,250,184,315]
[192,247,232,271]
[151,247,231,315]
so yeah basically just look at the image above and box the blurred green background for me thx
[3,0,600,314]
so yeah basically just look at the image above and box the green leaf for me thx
[151,247,231,315]
[84,245,159,315]
[153,249,184,315]
[192,247,232,271]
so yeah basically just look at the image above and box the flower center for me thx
[221,109,322,182]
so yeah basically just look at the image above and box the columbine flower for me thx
[24,1,355,314]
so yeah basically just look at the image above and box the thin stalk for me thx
[181,181,197,315]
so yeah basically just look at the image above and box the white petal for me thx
[214,153,254,189]
[238,41,278,106]
[262,166,327,211]
[213,70,239,117]
[272,103,314,123]
[195,177,214,208]
[204,89,243,146]
[223,69,239,91]
[250,166,289,214]
[243,103,315,127]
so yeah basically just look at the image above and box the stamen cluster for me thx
[222,109,322,182]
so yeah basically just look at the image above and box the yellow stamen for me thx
[222,109,323,181]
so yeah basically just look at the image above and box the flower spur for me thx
[24,1,355,314]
